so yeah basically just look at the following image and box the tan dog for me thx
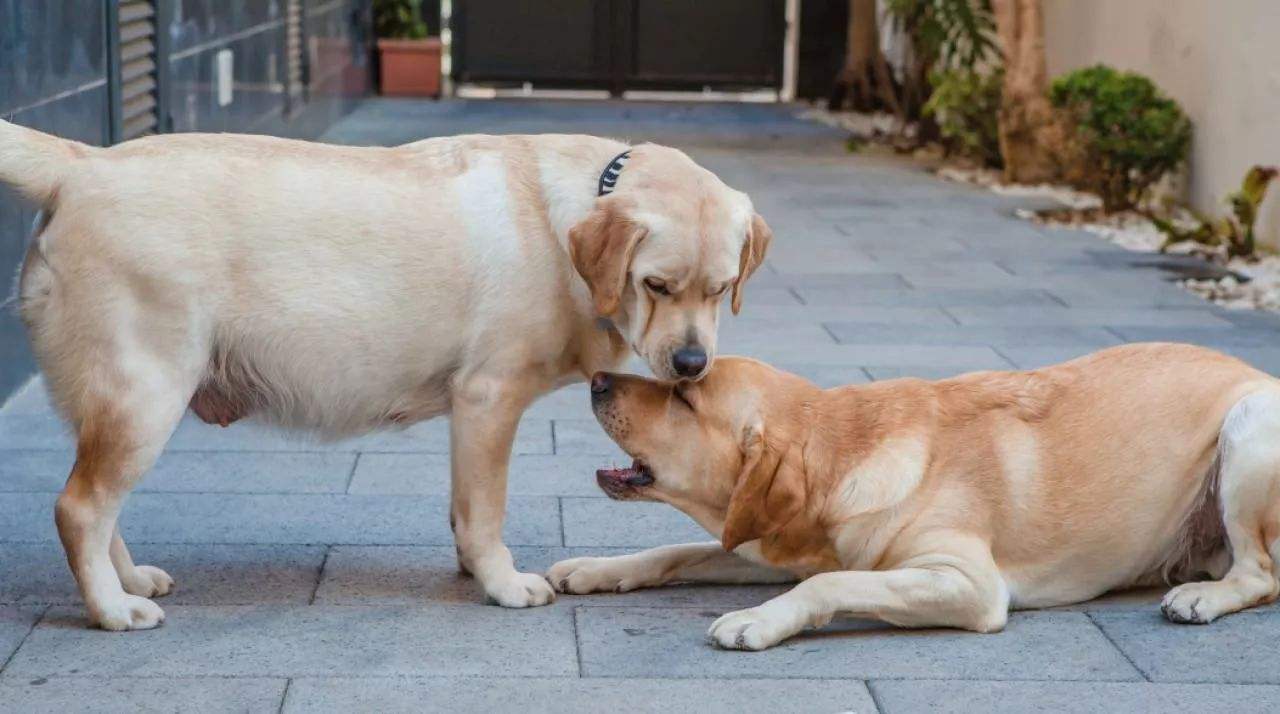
[548,343,1280,650]
[0,119,771,630]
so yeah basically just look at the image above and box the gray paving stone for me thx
[0,544,325,606]
[284,676,874,714]
[740,343,1013,372]
[746,270,908,289]
[768,363,871,387]
[945,306,1231,327]
[315,545,791,608]
[870,680,1280,714]
[864,365,993,381]
[553,420,628,457]
[0,492,560,546]
[0,377,52,416]
[0,412,553,455]
[0,678,287,714]
[825,323,1120,347]
[995,344,1107,370]
[1109,325,1280,348]
[576,608,1142,680]
[795,286,1060,308]
[0,606,40,670]
[0,450,356,494]
[1091,610,1280,684]
[1047,284,1208,308]
[349,453,608,497]
[562,498,711,547]
[5,605,578,677]
[723,304,957,325]
[523,383,596,419]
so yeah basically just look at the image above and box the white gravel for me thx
[938,166,1280,312]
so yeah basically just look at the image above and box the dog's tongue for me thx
[597,465,638,480]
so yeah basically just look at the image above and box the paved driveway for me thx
[4,99,1280,712]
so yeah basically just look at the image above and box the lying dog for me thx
[0,119,771,630]
[549,343,1280,650]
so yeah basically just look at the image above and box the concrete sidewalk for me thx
[4,99,1280,713]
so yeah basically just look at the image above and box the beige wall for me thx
[1043,0,1280,248]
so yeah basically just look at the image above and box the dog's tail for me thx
[0,118,87,205]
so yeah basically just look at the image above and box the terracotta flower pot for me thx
[378,37,442,97]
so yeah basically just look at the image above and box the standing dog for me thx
[550,344,1280,650]
[0,119,771,630]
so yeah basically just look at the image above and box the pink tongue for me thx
[597,466,636,479]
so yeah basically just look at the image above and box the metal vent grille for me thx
[285,0,310,114]
[107,0,170,144]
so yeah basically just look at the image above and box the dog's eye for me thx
[644,278,670,296]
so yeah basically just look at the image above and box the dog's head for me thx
[568,144,771,381]
[588,357,816,551]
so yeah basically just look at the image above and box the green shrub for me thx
[374,0,429,39]
[924,69,1002,167]
[1050,65,1192,210]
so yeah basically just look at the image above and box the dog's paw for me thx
[120,565,174,599]
[91,594,166,631]
[1160,582,1228,625]
[484,570,556,608]
[547,556,645,595]
[707,607,795,651]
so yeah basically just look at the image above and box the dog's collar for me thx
[597,150,631,196]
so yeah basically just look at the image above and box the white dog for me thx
[0,120,771,630]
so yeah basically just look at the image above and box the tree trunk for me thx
[993,0,1063,183]
[829,0,901,115]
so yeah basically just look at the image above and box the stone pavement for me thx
[4,99,1280,713]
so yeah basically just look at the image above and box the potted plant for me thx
[375,0,442,97]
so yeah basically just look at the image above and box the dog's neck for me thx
[533,136,634,256]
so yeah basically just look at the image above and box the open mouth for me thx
[596,459,655,498]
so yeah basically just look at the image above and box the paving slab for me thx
[561,498,712,547]
[870,680,1280,714]
[0,606,40,671]
[6,605,578,678]
[0,678,286,714]
[1090,610,1280,684]
[575,608,1142,681]
[824,323,1120,347]
[314,545,791,608]
[0,412,553,455]
[284,677,874,713]
[944,306,1231,327]
[554,419,630,457]
[348,453,608,497]
[0,450,356,494]
[0,544,325,606]
[794,286,1061,308]
[0,492,560,546]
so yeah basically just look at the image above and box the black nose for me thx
[671,346,708,378]
[590,372,612,395]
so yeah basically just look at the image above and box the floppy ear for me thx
[720,419,804,551]
[568,198,648,316]
[731,213,773,315]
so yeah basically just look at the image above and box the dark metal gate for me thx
[450,0,786,94]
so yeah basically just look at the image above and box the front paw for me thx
[547,556,644,595]
[707,607,797,651]
[120,565,174,598]
[484,570,556,608]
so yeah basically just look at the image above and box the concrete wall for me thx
[0,0,374,402]
[1043,0,1280,247]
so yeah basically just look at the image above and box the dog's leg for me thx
[449,374,555,608]
[548,542,796,594]
[55,387,189,630]
[110,525,174,598]
[708,546,1007,650]
[1163,391,1280,624]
